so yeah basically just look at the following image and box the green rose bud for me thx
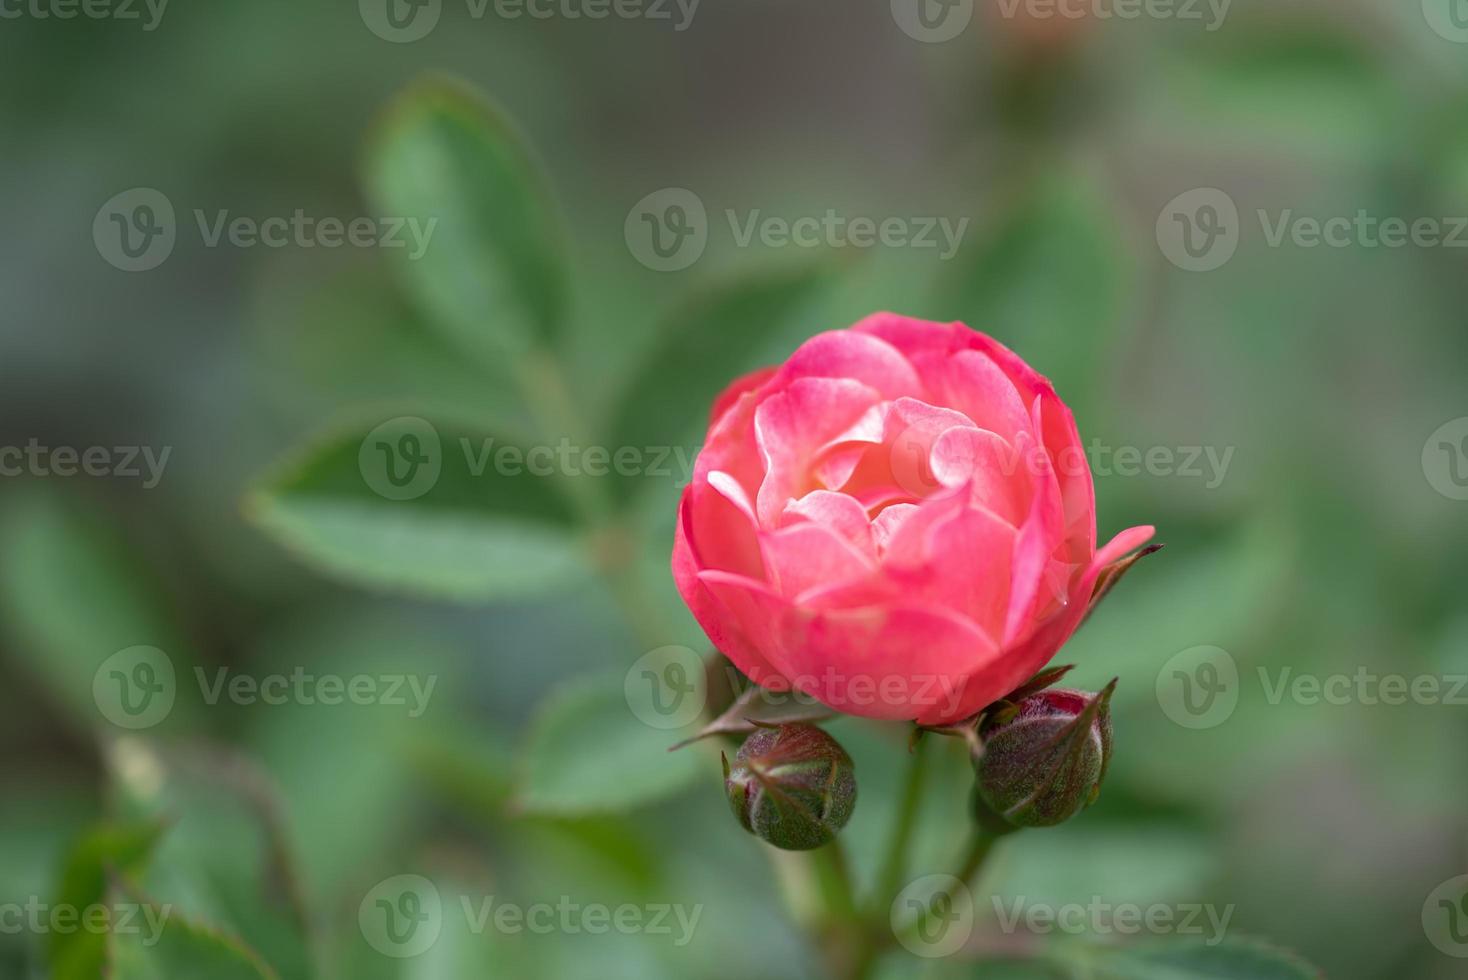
[723,723,857,851]
[973,681,1115,829]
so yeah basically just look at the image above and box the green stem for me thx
[872,733,930,916]
[809,840,872,980]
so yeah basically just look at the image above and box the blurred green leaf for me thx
[0,492,187,732]
[605,261,834,499]
[1071,935,1322,979]
[940,173,1131,415]
[106,740,313,980]
[517,673,705,816]
[247,415,589,602]
[50,820,164,980]
[364,76,568,365]
[107,896,278,980]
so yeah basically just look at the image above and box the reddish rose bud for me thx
[723,723,856,851]
[973,682,1115,829]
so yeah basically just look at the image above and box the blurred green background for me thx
[2,1,1466,978]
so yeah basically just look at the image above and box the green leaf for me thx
[940,172,1131,417]
[605,261,834,499]
[0,492,188,732]
[247,414,589,602]
[49,821,165,980]
[517,673,706,815]
[1076,936,1322,980]
[364,76,568,364]
[106,896,278,980]
[104,740,313,980]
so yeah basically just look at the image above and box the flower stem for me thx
[872,732,930,916]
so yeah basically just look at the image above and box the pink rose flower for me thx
[672,313,1155,725]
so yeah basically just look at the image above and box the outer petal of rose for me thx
[931,349,1034,446]
[755,377,882,526]
[935,524,1157,723]
[772,329,923,401]
[1003,421,1068,647]
[849,312,964,360]
[696,569,801,688]
[1035,386,1095,561]
[684,476,765,581]
[709,365,777,427]
[693,377,765,503]
[784,604,1000,721]
[673,500,788,687]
